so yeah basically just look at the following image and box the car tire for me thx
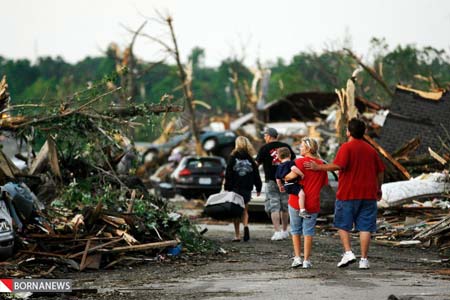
[0,241,14,260]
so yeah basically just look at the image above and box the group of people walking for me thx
[223,118,385,269]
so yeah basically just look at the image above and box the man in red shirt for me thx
[305,118,385,269]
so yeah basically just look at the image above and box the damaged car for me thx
[152,156,226,200]
[139,130,236,163]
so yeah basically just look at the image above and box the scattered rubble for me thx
[0,76,212,277]
[0,57,449,281]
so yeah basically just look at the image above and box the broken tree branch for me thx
[344,48,394,98]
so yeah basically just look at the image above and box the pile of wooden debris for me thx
[375,206,450,257]
[0,76,211,277]
[0,201,193,276]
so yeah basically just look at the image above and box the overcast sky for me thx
[2,0,450,67]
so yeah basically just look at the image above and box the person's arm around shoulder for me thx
[304,160,341,172]
[306,142,348,172]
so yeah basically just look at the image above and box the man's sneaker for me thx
[243,226,250,242]
[299,210,311,219]
[281,231,290,239]
[291,256,302,268]
[271,231,283,241]
[302,260,312,269]
[337,251,356,268]
[359,258,370,269]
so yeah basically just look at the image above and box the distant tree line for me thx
[1,38,449,140]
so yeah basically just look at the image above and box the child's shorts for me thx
[284,183,302,195]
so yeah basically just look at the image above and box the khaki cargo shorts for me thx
[265,180,289,213]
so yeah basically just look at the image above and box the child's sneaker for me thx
[302,260,312,269]
[337,251,356,267]
[359,258,370,269]
[298,210,311,219]
[291,256,302,268]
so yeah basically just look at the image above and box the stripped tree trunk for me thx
[166,17,203,155]
[335,69,360,145]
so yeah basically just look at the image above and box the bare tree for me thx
[127,13,203,155]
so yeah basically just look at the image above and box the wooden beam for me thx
[18,250,66,258]
[391,137,421,160]
[79,239,92,271]
[364,134,411,179]
[104,239,179,253]
[68,238,123,259]
[428,147,447,165]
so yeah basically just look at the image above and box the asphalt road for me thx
[48,223,450,300]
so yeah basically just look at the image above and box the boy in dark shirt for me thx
[275,147,310,218]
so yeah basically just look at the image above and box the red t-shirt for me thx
[333,139,385,200]
[288,156,328,213]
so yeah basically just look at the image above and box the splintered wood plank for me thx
[68,238,123,258]
[29,140,49,175]
[364,134,411,179]
[18,250,67,258]
[79,239,92,271]
[105,240,179,253]
[47,137,62,179]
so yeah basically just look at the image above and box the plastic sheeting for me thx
[379,172,450,208]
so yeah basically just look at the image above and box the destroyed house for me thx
[261,92,373,122]
[379,86,450,155]
[231,91,379,136]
